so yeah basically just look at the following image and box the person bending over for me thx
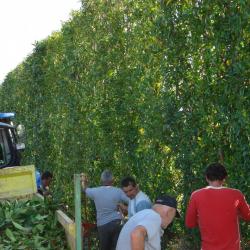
[116,195,180,250]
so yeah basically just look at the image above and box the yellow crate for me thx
[0,165,37,199]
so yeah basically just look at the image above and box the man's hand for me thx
[43,186,51,196]
[117,203,128,216]
[130,226,147,250]
[80,173,88,191]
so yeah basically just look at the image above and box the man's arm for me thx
[80,173,95,199]
[130,226,147,250]
[185,195,198,228]
[120,189,130,204]
[238,193,250,221]
[81,173,88,192]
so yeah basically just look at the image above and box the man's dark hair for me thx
[121,176,137,188]
[41,171,53,180]
[205,163,227,181]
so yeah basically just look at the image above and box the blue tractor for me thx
[0,113,25,169]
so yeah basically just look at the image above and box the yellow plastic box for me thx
[0,165,37,199]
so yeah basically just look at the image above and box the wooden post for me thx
[74,174,82,250]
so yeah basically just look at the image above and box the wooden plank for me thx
[56,210,74,230]
[56,209,76,250]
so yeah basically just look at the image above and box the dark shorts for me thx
[97,219,122,250]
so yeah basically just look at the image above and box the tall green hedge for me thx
[0,0,249,247]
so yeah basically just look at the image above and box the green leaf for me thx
[35,223,45,232]
[12,220,31,233]
[5,228,16,242]
[4,210,11,220]
[35,214,48,221]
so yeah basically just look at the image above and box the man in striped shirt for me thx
[119,176,152,218]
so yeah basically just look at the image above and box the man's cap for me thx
[155,195,180,218]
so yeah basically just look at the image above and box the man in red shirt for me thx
[185,163,250,250]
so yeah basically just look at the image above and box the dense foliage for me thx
[0,198,67,249]
[0,0,249,248]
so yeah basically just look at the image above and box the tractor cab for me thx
[0,113,25,169]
